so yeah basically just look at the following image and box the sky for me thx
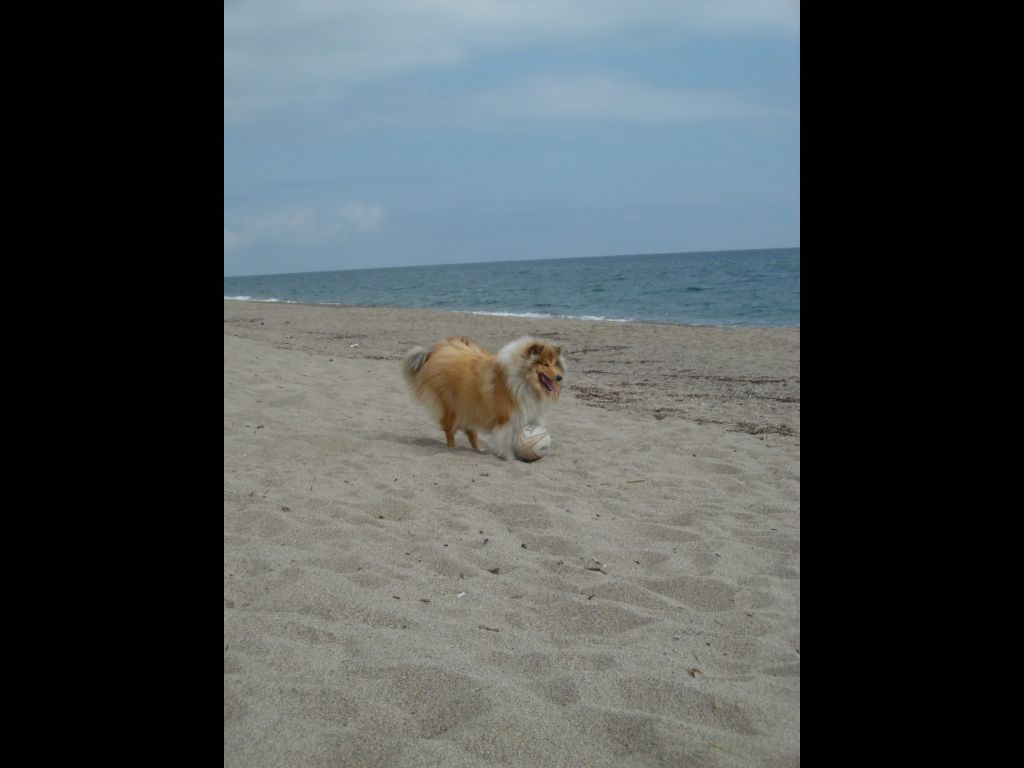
[224,1,800,277]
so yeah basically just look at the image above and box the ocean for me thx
[224,248,799,328]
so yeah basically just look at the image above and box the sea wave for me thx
[470,310,633,323]
[225,295,291,303]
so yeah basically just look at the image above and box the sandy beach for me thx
[224,300,800,766]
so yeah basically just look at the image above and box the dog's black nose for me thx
[555,375,563,381]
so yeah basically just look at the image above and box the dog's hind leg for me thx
[440,407,457,448]
[465,430,481,452]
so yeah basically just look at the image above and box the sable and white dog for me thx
[401,336,565,459]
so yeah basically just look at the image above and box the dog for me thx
[401,336,565,459]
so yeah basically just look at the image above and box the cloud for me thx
[476,74,783,124]
[224,228,242,252]
[225,1,799,121]
[340,203,384,231]
[223,202,384,253]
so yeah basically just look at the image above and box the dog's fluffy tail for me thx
[401,345,430,383]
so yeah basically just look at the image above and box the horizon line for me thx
[224,245,799,280]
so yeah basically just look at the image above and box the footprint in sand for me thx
[643,575,738,611]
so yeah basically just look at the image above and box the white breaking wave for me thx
[222,298,632,322]
[225,295,290,303]
[471,310,633,323]
[470,310,550,319]
[575,314,633,323]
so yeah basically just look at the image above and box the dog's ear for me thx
[526,343,543,359]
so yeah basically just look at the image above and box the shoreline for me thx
[223,297,801,331]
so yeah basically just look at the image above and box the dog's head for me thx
[523,341,565,399]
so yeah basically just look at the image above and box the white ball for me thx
[515,424,551,462]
